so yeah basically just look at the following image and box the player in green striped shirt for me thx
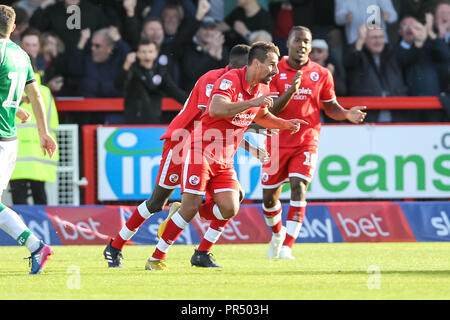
[0,5,57,274]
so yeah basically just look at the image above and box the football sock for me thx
[111,202,152,250]
[198,200,227,220]
[0,205,41,253]
[151,211,188,260]
[198,219,229,252]
[262,200,283,234]
[283,200,306,248]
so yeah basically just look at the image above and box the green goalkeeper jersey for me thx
[0,39,35,140]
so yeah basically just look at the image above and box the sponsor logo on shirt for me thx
[231,111,257,126]
[284,84,313,100]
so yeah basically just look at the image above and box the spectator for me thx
[121,0,153,50]
[397,16,449,96]
[125,0,211,85]
[335,0,398,45]
[19,27,46,76]
[40,32,68,95]
[248,29,273,44]
[68,27,130,123]
[218,0,274,48]
[434,1,450,93]
[310,39,347,96]
[71,27,130,97]
[161,3,184,42]
[435,1,450,41]
[10,6,28,44]
[10,69,59,205]
[12,0,45,17]
[29,0,111,66]
[179,17,229,92]
[115,39,188,124]
[344,24,408,122]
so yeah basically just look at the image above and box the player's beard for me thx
[261,71,277,84]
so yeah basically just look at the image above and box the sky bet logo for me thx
[101,128,165,200]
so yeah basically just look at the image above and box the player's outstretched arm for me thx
[322,100,367,123]
[254,108,308,134]
[209,93,278,118]
[24,81,58,158]
[238,139,269,163]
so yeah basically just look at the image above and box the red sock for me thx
[282,202,306,248]
[198,219,229,252]
[262,201,283,233]
[152,213,186,260]
[111,206,147,250]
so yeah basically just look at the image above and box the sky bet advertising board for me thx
[97,125,450,201]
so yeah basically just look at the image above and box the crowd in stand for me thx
[5,0,450,123]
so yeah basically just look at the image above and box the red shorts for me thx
[155,139,185,189]
[181,147,240,196]
[261,145,318,189]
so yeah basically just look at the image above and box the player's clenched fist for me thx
[283,118,309,134]
[345,105,367,123]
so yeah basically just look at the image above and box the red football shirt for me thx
[268,57,336,148]
[160,66,230,141]
[191,66,270,163]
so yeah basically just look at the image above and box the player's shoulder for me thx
[214,67,243,89]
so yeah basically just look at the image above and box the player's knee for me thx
[182,198,203,216]
[217,202,239,220]
[290,180,308,197]
[263,194,278,209]
[145,199,164,214]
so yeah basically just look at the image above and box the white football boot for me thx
[266,226,286,258]
[279,245,295,259]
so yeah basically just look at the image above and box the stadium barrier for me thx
[1,202,449,246]
[55,96,445,112]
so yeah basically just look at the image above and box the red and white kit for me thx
[261,57,336,188]
[155,66,230,189]
[182,66,270,196]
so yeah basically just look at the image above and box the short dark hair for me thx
[228,44,250,69]
[0,5,15,39]
[287,26,312,41]
[247,41,280,65]
[20,27,40,41]
[138,38,160,52]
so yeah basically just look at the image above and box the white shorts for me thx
[0,139,18,192]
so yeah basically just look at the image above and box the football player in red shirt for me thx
[261,26,367,259]
[104,45,269,268]
[146,41,308,270]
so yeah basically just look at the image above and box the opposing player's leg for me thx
[0,141,53,274]
[104,185,174,268]
[279,177,308,260]
[262,185,286,258]
[146,192,203,270]
[0,202,54,274]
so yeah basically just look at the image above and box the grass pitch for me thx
[0,242,449,300]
